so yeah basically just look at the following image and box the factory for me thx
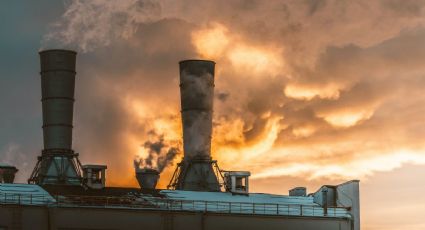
[0,50,360,230]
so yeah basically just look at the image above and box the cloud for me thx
[38,0,425,187]
[0,143,31,182]
[42,0,162,52]
[284,83,342,100]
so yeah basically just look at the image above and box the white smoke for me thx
[0,143,30,182]
[42,0,162,52]
[134,133,180,173]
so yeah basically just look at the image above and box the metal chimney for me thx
[29,49,82,186]
[0,164,18,183]
[136,168,160,189]
[168,60,220,191]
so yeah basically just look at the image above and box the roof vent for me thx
[289,187,307,196]
[224,171,250,195]
[136,168,159,189]
[82,165,107,189]
[0,164,18,183]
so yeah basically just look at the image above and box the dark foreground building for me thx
[0,50,360,230]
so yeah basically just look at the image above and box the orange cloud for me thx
[191,22,284,76]
[192,23,229,59]
[284,83,342,100]
[318,109,375,128]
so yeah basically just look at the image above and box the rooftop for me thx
[0,183,55,205]
[0,184,351,219]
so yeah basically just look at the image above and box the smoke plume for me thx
[134,132,181,173]
[42,0,162,52]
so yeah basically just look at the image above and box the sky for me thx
[0,1,425,229]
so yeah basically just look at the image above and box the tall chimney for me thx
[180,60,214,161]
[41,49,76,150]
[29,49,82,185]
[171,60,220,191]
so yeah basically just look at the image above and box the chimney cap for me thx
[39,49,77,55]
[179,59,216,64]
[82,164,107,170]
[136,168,159,174]
[0,163,18,171]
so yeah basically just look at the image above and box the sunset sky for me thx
[1,1,425,229]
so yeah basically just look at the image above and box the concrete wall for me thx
[0,205,353,230]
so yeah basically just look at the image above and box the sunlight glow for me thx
[319,109,374,128]
[192,23,229,59]
[228,45,283,74]
[214,117,282,167]
[284,83,342,100]
[292,125,316,137]
[251,149,425,180]
[191,22,284,75]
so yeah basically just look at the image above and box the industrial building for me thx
[0,50,360,230]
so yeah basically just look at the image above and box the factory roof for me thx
[160,190,316,205]
[0,183,55,205]
[0,184,350,218]
[152,190,350,218]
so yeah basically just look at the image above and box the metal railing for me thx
[0,192,350,218]
[0,193,55,205]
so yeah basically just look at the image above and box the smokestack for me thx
[29,49,82,186]
[40,49,76,150]
[170,60,220,191]
[136,168,159,189]
[180,60,214,160]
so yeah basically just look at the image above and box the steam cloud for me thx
[134,132,180,173]
[42,0,161,52]
[39,0,425,186]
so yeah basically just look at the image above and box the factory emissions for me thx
[0,50,360,230]
[135,133,180,173]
